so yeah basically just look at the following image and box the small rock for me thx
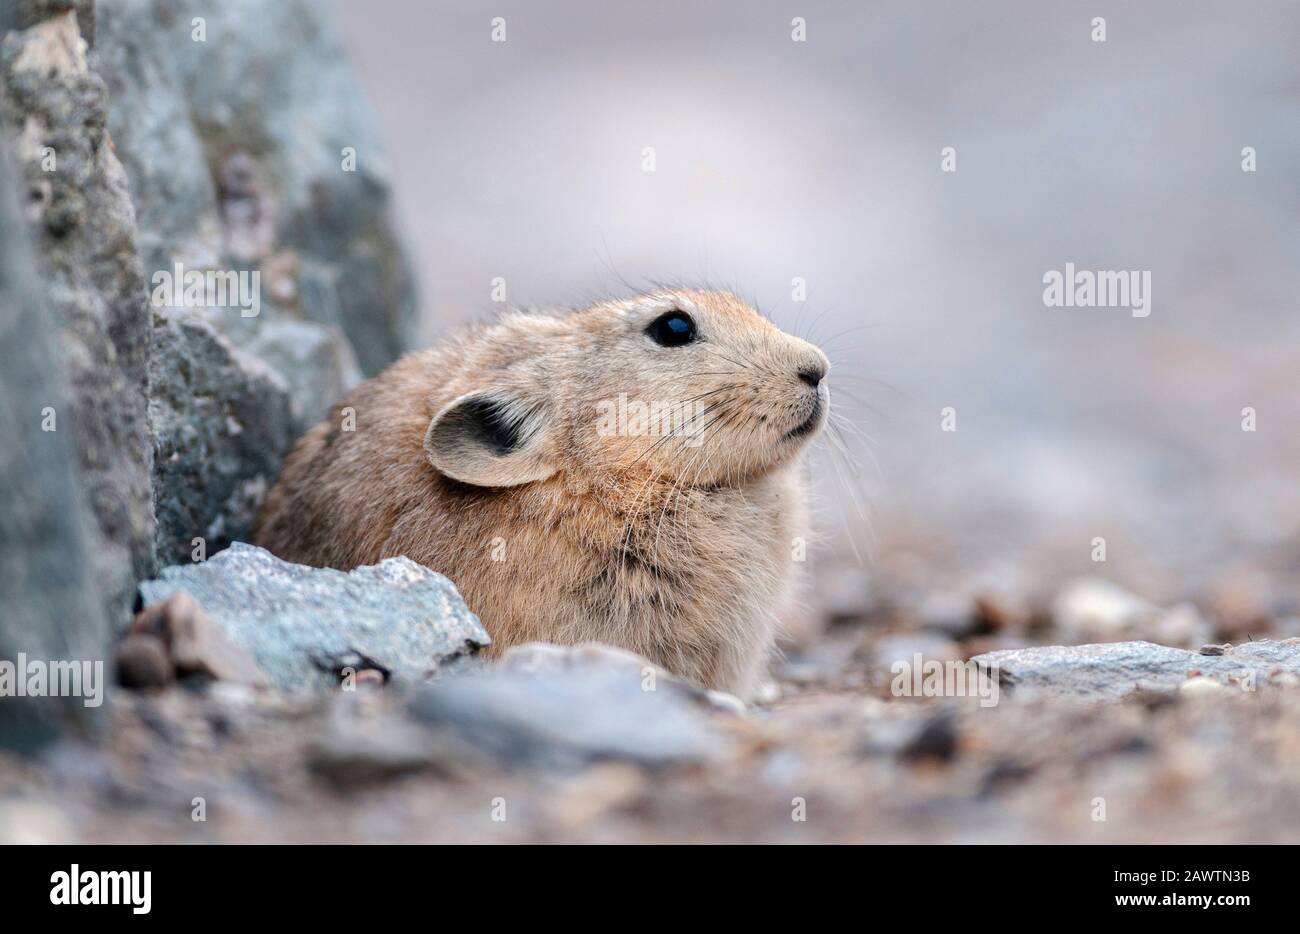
[1052,578,1160,643]
[409,656,723,770]
[973,639,1300,701]
[115,634,173,690]
[898,712,959,764]
[917,592,980,639]
[138,543,490,693]
[131,592,269,687]
[973,595,1014,633]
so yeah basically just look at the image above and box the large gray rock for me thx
[95,0,416,378]
[87,0,409,560]
[147,309,293,566]
[0,141,107,751]
[974,639,1300,701]
[410,645,724,770]
[137,543,490,693]
[210,310,362,431]
[0,7,155,628]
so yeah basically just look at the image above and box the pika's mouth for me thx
[783,397,825,441]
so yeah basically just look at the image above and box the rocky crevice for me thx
[0,0,417,751]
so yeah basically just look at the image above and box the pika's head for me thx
[424,289,830,491]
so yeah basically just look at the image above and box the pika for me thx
[252,289,829,700]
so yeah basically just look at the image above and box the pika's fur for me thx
[253,289,829,700]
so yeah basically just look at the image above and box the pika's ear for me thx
[424,391,556,487]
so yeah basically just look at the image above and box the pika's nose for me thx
[797,363,826,388]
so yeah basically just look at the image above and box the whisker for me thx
[816,322,879,348]
[817,437,870,568]
[800,305,838,345]
[695,344,751,370]
[626,396,731,467]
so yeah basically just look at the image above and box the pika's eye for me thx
[646,310,697,347]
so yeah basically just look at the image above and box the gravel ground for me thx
[4,588,1299,844]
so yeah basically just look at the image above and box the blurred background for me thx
[338,0,1300,635]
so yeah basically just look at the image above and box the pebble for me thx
[1052,578,1160,642]
[898,712,959,763]
[115,634,173,690]
[130,591,270,687]
[917,592,981,640]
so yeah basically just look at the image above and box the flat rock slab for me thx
[138,543,490,693]
[973,639,1300,700]
[409,655,723,771]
